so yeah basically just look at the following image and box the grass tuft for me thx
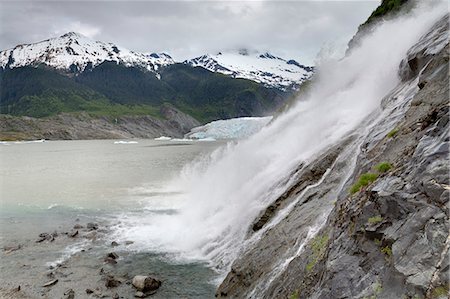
[432,286,449,298]
[368,216,383,224]
[305,234,329,272]
[289,290,300,299]
[375,162,392,173]
[350,173,379,194]
[381,245,392,257]
[387,128,399,138]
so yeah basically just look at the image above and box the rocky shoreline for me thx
[0,105,200,141]
[1,219,164,299]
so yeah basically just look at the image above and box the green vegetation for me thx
[374,238,382,246]
[432,286,449,298]
[368,216,383,224]
[373,282,383,295]
[350,173,379,194]
[381,245,392,257]
[363,282,383,299]
[289,290,300,299]
[364,0,409,25]
[387,128,399,138]
[305,234,329,272]
[3,87,162,119]
[0,62,286,123]
[363,281,383,299]
[349,162,393,195]
[375,162,392,173]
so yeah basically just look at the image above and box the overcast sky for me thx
[0,1,380,65]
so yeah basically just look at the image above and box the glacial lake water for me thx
[0,139,223,298]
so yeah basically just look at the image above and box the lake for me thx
[0,139,222,298]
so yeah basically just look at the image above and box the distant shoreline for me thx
[0,109,199,141]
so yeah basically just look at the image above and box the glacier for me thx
[185,116,273,140]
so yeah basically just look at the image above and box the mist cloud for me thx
[0,1,379,64]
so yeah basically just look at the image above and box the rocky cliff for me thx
[217,13,449,299]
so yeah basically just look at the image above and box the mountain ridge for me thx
[0,32,312,89]
[0,31,173,75]
[185,50,313,90]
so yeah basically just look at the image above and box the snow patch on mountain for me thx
[184,50,313,90]
[185,116,273,140]
[0,32,174,73]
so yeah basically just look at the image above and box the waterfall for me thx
[112,1,447,280]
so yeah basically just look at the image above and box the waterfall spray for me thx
[112,2,447,279]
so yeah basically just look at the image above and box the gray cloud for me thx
[0,1,379,64]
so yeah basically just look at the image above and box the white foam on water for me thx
[0,139,46,145]
[46,240,90,269]
[154,136,172,141]
[113,140,138,144]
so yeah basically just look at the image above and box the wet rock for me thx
[73,224,84,229]
[124,241,134,245]
[36,233,53,243]
[84,231,97,240]
[107,252,119,260]
[64,289,75,299]
[105,275,121,288]
[3,244,22,254]
[216,15,450,299]
[86,288,94,294]
[87,222,99,230]
[104,257,117,264]
[135,291,146,298]
[111,241,119,247]
[68,230,79,238]
[42,279,58,287]
[132,275,161,292]
[93,288,108,298]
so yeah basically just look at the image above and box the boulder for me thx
[131,275,161,292]
[107,252,119,260]
[3,244,22,254]
[36,233,53,243]
[64,289,75,299]
[104,257,117,265]
[134,291,146,298]
[87,222,98,230]
[105,275,121,288]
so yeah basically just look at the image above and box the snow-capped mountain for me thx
[0,33,313,90]
[0,32,174,73]
[184,50,313,90]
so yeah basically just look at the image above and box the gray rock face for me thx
[0,105,200,141]
[217,14,449,299]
